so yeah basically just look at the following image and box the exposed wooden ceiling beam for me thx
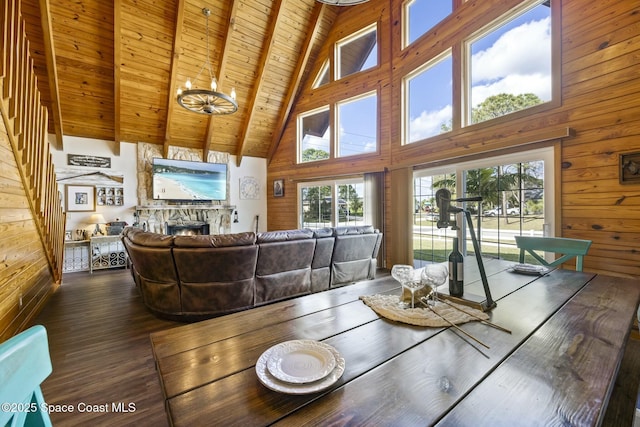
[234,0,285,167]
[164,0,187,159]
[38,0,63,150]
[267,2,326,165]
[113,0,121,155]
[204,0,238,162]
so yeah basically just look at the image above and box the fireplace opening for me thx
[166,222,210,236]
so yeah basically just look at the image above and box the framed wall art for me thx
[66,185,96,212]
[96,186,124,206]
[273,179,284,197]
[620,152,640,184]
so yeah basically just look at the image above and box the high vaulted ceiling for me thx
[20,0,340,164]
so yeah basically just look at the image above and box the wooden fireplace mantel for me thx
[135,204,235,211]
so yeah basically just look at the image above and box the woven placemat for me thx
[360,294,489,327]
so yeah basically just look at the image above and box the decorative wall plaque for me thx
[240,176,259,199]
[67,154,111,168]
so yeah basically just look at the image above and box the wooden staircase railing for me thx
[0,0,65,282]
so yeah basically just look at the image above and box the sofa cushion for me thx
[256,229,314,243]
[333,225,376,236]
[174,232,256,247]
[122,229,181,317]
[126,227,174,247]
[330,226,381,287]
[173,242,258,315]
[255,229,315,304]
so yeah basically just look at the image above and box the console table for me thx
[89,236,128,273]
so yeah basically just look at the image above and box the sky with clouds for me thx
[410,6,552,143]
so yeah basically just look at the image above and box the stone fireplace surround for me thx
[134,204,233,235]
[136,143,235,235]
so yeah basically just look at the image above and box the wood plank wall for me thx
[0,0,65,340]
[267,0,640,278]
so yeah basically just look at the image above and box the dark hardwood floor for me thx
[31,269,179,426]
[30,269,639,426]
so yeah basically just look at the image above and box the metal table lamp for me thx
[89,213,106,236]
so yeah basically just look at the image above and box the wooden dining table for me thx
[149,258,640,426]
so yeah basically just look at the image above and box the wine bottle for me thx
[448,237,464,297]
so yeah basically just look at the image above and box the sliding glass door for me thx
[413,148,553,267]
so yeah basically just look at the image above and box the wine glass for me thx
[391,264,415,308]
[421,263,449,306]
[404,271,425,309]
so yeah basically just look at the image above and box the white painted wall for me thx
[228,155,268,234]
[50,137,138,236]
[50,136,268,236]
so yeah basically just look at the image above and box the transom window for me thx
[313,59,330,89]
[336,23,378,80]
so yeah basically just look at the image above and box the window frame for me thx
[402,0,453,49]
[412,146,555,266]
[335,22,379,81]
[297,177,366,229]
[336,90,379,158]
[402,49,453,145]
[297,105,332,164]
[462,0,558,128]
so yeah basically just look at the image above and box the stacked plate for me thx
[256,339,345,394]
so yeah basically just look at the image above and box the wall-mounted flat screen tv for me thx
[152,158,227,201]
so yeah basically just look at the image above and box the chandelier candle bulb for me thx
[449,237,464,297]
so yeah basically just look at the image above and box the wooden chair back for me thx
[0,325,53,427]
[514,236,592,271]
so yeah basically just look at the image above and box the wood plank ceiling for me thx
[19,0,338,164]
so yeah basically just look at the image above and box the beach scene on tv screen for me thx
[153,159,226,200]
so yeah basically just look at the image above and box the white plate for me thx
[510,263,549,275]
[256,341,345,395]
[266,340,337,384]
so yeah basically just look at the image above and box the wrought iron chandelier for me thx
[316,0,369,5]
[176,8,238,115]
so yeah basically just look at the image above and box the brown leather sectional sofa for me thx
[122,225,382,321]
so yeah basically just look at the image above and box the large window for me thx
[404,51,452,144]
[337,92,377,157]
[403,0,453,48]
[465,0,552,125]
[299,179,365,229]
[401,0,554,140]
[298,92,378,163]
[336,23,378,80]
[412,148,553,267]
